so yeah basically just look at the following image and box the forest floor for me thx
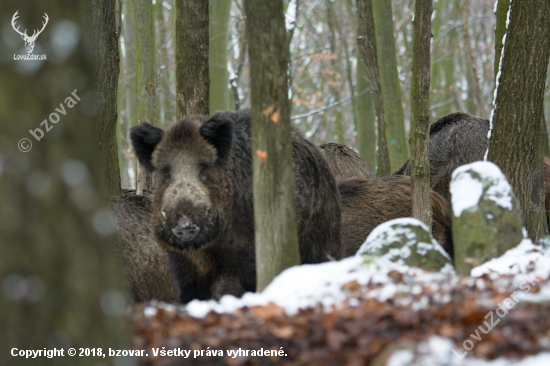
[132,240,550,366]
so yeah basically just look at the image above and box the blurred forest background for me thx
[117,0,550,188]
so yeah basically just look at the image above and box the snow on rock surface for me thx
[450,161,523,275]
[450,161,513,217]
[357,218,453,272]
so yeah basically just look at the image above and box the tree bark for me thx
[355,54,377,170]
[356,0,390,176]
[461,2,486,119]
[325,0,345,144]
[410,0,433,228]
[372,0,408,172]
[209,0,232,112]
[135,0,157,194]
[176,0,210,117]
[91,0,122,196]
[0,1,126,364]
[243,0,301,292]
[487,0,550,241]
[494,0,511,81]
[121,0,137,189]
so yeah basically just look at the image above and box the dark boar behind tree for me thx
[130,109,342,303]
[395,112,550,229]
[320,142,376,181]
[339,176,452,257]
[395,112,490,201]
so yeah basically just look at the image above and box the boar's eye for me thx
[198,163,208,182]
[161,166,171,184]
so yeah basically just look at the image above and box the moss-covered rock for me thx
[357,218,453,272]
[450,161,523,275]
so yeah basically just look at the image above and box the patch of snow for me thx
[181,254,457,318]
[471,239,549,279]
[143,307,157,316]
[387,349,414,366]
[451,161,513,216]
[441,262,455,274]
[387,335,550,366]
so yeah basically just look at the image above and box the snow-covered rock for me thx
[450,161,523,275]
[357,218,453,272]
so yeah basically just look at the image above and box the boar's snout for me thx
[171,216,201,242]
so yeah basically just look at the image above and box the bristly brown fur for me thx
[339,176,452,257]
[320,142,376,181]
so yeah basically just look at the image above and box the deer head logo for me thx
[11,11,49,54]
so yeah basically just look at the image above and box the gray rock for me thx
[357,218,453,272]
[450,161,523,275]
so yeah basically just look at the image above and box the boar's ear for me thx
[199,115,233,165]
[130,123,164,172]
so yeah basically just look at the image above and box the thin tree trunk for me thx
[92,0,122,196]
[209,0,232,112]
[135,0,157,194]
[356,52,377,169]
[372,0,408,171]
[356,0,390,176]
[243,0,301,292]
[410,0,433,228]
[122,0,137,188]
[176,0,210,117]
[325,0,345,144]
[0,1,126,363]
[487,0,550,241]
[461,2,486,119]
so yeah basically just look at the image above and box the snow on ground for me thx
[141,214,550,365]
[471,239,550,279]
[386,336,550,366]
[183,255,455,318]
[142,235,550,320]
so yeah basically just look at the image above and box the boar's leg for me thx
[166,251,217,303]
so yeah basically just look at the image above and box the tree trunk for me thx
[91,0,122,196]
[461,2,486,119]
[372,0,408,172]
[243,0,301,292]
[121,0,137,189]
[356,0,391,176]
[342,0,374,168]
[325,0,345,144]
[355,54,377,170]
[0,1,126,364]
[494,0,511,81]
[135,0,157,194]
[209,0,232,112]
[176,0,210,117]
[487,0,550,241]
[410,0,433,228]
